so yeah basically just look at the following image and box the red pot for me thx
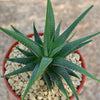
[2,33,86,100]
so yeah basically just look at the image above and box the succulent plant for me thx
[0,0,100,100]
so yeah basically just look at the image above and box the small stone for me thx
[20,73,28,80]
[19,82,23,86]
[14,76,19,81]
[29,93,36,100]
[74,81,81,86]
[44,91,47,95]
[8,79,14,85]
[15,86,21,90]
[61,96,67,100]
[37,95,43,99]
[39,80,44,86]
[43,98,48,100]
[54,97,60,100]
[32,84,37,90]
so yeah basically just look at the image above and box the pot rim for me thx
[2,33,86,100]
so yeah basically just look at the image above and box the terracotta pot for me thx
[2,33,86,100]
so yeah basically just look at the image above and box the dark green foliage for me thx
[33,23,43,45]
[0,0,100,100]
[5,57,35,64]
[43,72,52,91]
[1,63,36,78]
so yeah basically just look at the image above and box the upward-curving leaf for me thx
[22,57,52,100]
[11,25,24,36]
[1,63,36,78]
[57,32,100,57]
[67,31,77,42]
[52,58,100,82]
[44,0,55,56]
[50,42,66,57]
[47,0,55,39]
[0,27,42,57]
[53,5,94,49]
[33,22,42,45]
[55,21,62,40]
[11,25,36,44]
[65,40,92,56]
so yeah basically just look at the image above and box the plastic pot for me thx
[2,33,86,100]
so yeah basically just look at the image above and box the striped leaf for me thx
[5,57,34,64]
[11,25,36,44]
[33,23,42,45]
[47,69,69,100]
[44,0,55,56]
[55,21,62,40]
[51,66,79,100]
[57,32,100,57]
[50,42,66,57]
[65,68,80,79]
[65,40,92,56]
[43,72,52,91]
[53,58,100,82]
[22,57,52,100]
[1,63,36,78]
[53,5,93,49]
[0,27,42,57]
[16,47,33,57]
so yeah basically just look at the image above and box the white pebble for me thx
[39,80,44,86]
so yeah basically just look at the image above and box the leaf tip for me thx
[1,75,4,78]
[91,5,94,8]
[4,59,8,61]
[22,95,25,100]
[33,21,35,25]
[11,25,13,27]
[0,27,3,30]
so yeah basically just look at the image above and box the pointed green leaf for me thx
[47,69,69,100]
[44,0,55,56]
[53,58,100,82]
[22,63,40,100]
[48,35,55,54]
[11,25,42,56]
[16,47,33,57]
[58,32,100,57]
[0,27,42,57]
[65,68,80,79]
[47,0,55,39]
[55,20,62,40]
[11,25,24,36]
[5,57,34,64]
[53,5,94,49]
[50,42,66,57]
[44,0,50,56]
[22,57,52,100]
[43,72,52,91]
[67,31,77,42]
[33,22,42,45]
[66,40,92,55]
[51,66,79,100]
[1,63,36,78]
[11,25,36,44]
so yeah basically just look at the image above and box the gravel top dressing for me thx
[5,36,82,100]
